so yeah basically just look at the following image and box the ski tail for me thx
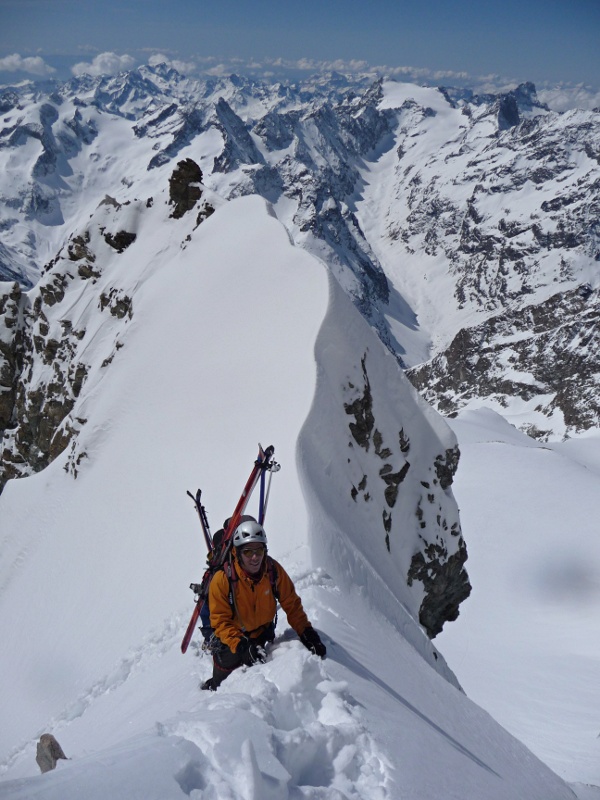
[181,601,203,654]
[187,489,212,551]
[180,444,275,654]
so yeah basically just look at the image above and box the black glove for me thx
[236,636,266,666]
[300,627,326,658]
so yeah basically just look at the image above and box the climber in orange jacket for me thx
[202,519,326,690]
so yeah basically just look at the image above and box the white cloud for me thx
[382,64,432,79]
[71,52,135,78]
[147,53,197,76]
[204,63,232,77]
[0,53,55,76]
[261,57,371,75]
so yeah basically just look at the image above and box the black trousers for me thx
[211,626,274,688]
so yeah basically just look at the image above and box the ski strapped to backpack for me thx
[180,444,279,654]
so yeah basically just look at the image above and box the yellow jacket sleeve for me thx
[208,569,244,652]
[274,561,311,636]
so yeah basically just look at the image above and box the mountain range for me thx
[2,65,599,446]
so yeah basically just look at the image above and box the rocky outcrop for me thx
[169,159,204,218]
[103,230,137,253]
[36,734,67,774]
[407,539,470,637]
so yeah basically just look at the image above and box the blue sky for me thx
[0,0,598,90]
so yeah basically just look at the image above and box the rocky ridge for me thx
[342,352,469,636]
[0,158,217,492]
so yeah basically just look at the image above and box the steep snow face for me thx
[299,276,469,643]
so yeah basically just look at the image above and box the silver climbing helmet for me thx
[233,520,267,548]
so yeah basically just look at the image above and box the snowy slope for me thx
[438,409,600,787]
[0,193,581,798]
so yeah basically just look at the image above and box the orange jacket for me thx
[209,555,310,653]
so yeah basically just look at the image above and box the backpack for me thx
[181,444,279,655]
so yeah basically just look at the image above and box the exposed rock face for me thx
[407,542,470,637]
[0,283,28,433]
[408,284,600,438]
[169,158,204,218]
[0,266,91,489]
[342,352,470,638]
[212,98,265,173]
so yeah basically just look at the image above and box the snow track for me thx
[166,645,389,799]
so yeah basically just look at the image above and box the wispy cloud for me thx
[537,83,600,112]
[0,53,55,76]
[288,57,370,73]
[71,52,135,77]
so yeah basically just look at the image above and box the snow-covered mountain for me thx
[1,65,599,797]
[2,66,599,440]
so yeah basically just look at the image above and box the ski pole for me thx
[258,460,267,523]
[260,457,280,524]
